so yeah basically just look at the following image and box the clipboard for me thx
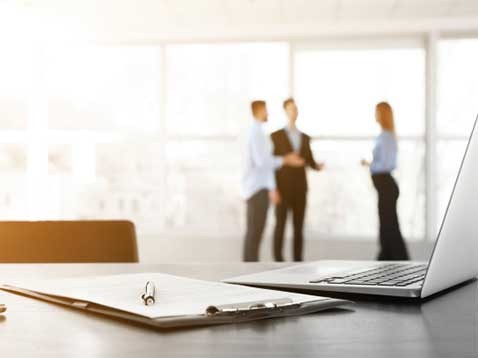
[1,273,352,329]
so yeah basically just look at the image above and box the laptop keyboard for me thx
[309,263,428,287]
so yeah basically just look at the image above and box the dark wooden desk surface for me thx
[0,263,477,358]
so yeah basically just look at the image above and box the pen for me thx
[141,281,156,306]
[0,304,6,314]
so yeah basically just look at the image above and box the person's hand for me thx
[283,153,305,167]
[269,190,281,205]
[360,159,370,167]
[315,162,325,171]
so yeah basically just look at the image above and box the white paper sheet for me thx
[4,273,330,319]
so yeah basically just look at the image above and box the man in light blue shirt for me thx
[242,100,304,261]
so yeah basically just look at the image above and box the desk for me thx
[0,263,477,358]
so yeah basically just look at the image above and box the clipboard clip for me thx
[205,298,298,316]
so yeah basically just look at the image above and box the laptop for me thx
[225,115,478,299]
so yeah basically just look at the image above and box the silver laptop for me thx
[225,115,478,299]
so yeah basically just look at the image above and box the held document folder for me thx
[0,273,351,328]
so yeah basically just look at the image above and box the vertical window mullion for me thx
[425,32,439,242]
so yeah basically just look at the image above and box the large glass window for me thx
[0,37,471,245]
[43,46,162,234]
[166,43,289,136]
[164,42,290,232]
[294,44,426,240]
[0,49,31,129]
[437,39,478,137]
[435,39,478,236]
[0,45,32,220]
[295,46,425,137]
[436,39,478,226]
[46,46,161,133]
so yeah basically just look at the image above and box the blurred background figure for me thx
[362,102,409,260]
[242,100,304,262]
[271,98,324,262]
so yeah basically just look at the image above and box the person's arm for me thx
[250,129,283,171]
[360,159,371,167]
[304,135,324,171]
[368,142,381,173]
[266,163,277,191]
[266,160,281,204]
[250,130,305,172]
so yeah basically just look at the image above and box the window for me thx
[0,37,469,246]
[436,39,478,226]
[166,43,290,137]
[294,46,425,137]
[164,42,290,233]
[0,45,32,220]
[294,44,426,240]
[46,46,161,133]
[43,46,162,234]
[0,45,32,130]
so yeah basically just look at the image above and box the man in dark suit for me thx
[271,98,324,261]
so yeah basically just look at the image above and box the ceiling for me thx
[2,0,478,42]
[23,0,478,23]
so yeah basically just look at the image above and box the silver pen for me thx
[141,281,156,306]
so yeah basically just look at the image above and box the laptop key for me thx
[395,278,424,286]
[365,280,386,284]
[309,279,327,284]
[309,277,347,284]
[325,279,349,284]
[342,280,377,285]
[377,282,396,286]
[377,281,402,286]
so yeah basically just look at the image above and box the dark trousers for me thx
[243,189,269,262]
[372,174,409,261]
[273,191,306,262]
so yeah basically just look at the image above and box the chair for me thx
[0,220,138,263]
